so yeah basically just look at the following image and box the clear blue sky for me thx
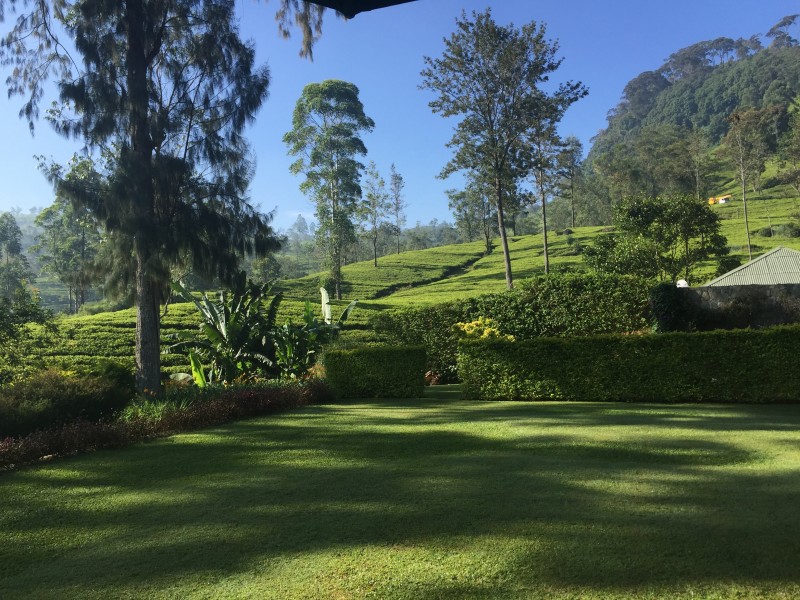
[0,0,797,231]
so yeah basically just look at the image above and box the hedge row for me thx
[375,273,652,380]
[457,326,800,403]
[325,345,426,399]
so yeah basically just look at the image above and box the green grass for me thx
[3,390,800,599]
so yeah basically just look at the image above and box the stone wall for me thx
[681,284,800,329]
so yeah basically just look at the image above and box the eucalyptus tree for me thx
[2,0,278,393]
[389,164,406,254]
[421,8,585,289]
[361,161,390,267]
[556,136,583,229]
[723,108,775,260]
[284,80,374,299]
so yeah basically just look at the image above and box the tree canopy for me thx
[284,79,374,299]
[421,8,585,287]
[2,0,279,393]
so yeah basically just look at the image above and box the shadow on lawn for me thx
[2,400,800,598]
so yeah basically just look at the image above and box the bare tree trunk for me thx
[495,178,513,289]
[741,175,752,261]
[540,180,550,274]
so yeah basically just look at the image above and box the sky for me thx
[0,0,798,231]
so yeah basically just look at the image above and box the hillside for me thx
[38,192,800,377]
[582,20,800,216]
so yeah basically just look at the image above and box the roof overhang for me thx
[305,0,417,19]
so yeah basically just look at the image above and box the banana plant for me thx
[168,272,282,383]
[274,293,358,379]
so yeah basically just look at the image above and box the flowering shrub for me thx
[454,317,515,341]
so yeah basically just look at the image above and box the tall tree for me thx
[723,108,774,260]
[3,0,279,393]
[421,8,585,289]
[766,14,799,49]
[284,79,374,299]
[556,136,583,229]
[447,178,495,255]
[389,163,406,254]
[778,108,800,195]
[33,157,102,313]
[360,161,390,267]
[0,212,34,299]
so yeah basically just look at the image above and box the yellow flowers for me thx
[453,317,515,342]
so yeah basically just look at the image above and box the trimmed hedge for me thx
[324,345,426,399]
[457,326,800,403]
[375,273,653,380]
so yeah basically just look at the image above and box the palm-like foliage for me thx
[169,273,282,383]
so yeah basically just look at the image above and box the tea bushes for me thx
[324,346,426,399]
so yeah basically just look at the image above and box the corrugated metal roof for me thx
[704,246,800,286]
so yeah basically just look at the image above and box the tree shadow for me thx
[2,401,800,597]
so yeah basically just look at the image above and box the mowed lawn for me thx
[3,389,800,599]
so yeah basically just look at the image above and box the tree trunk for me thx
[135,241,162,394]
[127,0,161,393]
[570,178,576,229]
[495,178,513,289]
[373,235,378,267]
[741,174,752,261]
[540,181,550,275]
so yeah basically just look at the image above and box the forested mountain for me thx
[586,15,800,204]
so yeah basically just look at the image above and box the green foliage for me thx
[284,79,375,300]
[325,346,426,399]
[375,273,652,380]
[421,7,586,288]
[600,193,728,282]
[277,240,487,303]
[649,283,696,333]
[458,326,800,403]
[188,352,207,388]
[583,233,662,279]
[0,288,56,384]
[275,296,357,379]
[0,212,35,299]
[0,369,132,438]
[32,158,102,314]
[169,273,282,383]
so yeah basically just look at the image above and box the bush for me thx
[325,346,426,399]
[0,379,332,470]
[0,370,132,438]
[773,223,800,238]
[457,326,800,403]
[374,273,652,380]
